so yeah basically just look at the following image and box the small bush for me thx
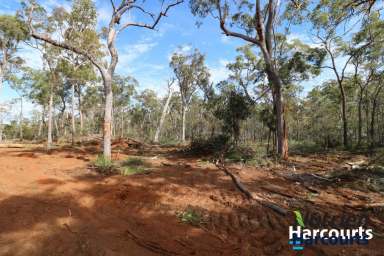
[120,166,146,176]
[189,135,230,155]
[225,146,254,162]
[93,154,115,174]
[123,157,145,167]
[177,207,201,226]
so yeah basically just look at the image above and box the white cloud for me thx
[116,41,158,74]
[167,44,193,61]
[42,0,71,12]
[18,45,44,70]
[220,35,231,44]
[208,59,229,83]
[287,33,320,48]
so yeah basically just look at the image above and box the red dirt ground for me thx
[0,142,383,255]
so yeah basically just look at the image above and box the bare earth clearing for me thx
[0,140,383,256]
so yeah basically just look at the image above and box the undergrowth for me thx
[92,154,115,174]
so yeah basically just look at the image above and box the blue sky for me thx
[0,0,354,119]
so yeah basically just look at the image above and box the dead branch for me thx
[125,229,180,256]
[214,153,287,216]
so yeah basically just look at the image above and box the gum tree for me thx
[189,0,309,158]
[22,0,182,159]
[170,49,210,143]
[0,15,28,142]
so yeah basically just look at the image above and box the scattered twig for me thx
[125,229,180,256]
[63,223,78,234]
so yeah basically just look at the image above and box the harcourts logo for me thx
[289,210,373,251]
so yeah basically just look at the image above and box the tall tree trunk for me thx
[181,105,186,143]
[370,86,383,147]
[71,83,76,145]
[78,88,83,137]
[54,114,59,139]
[266,66,286,158]
[120,108,124,138]
[47,85,53,150]
[19,97,23,141]
[340,85,349,148]
[154,89,173,143]
[102,73,113,159]
[357,92,363,146]
[38,107,44,139]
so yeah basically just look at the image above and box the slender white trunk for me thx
[38,107,44,138]
[154,89,173,143]
[19,97,23,141]
[54,114,59,138]
[120,108,124,138]
[102,73,113,159]
[78,89,83,137]
[47,85,53,150]
[71,83,76,145]
[181,105,186,143]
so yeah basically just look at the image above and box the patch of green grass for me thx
[123,157,146,167]
[92,154,115,174]
[177,208,202,226]
[120,166,146,176]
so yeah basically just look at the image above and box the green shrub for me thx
[225,146,254,162]
[189,135,230,155]
[120,166,146,176]
[93,154,115,174]
[177,207,201,226]
[123,157,145,167]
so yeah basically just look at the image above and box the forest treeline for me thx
[0,0,383,160]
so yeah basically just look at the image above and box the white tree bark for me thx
[26,0,182,159]
[47,85,53,150]
[181,105,187,143]
[71,83,76,145]
[154,87,173,143]
[19,97,23,141]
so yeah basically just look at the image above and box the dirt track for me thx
[0,144,383,255]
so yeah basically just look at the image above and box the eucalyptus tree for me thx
[170,48,210,143]
[21,68,51,140]
[310,0,383,148]
[353,12,384,147]
[154,78,175,143]
[0,15,28,143]
[22,0,183,159]
[58,58,96,143]
[189,0,326,158]
[112,75,137,138]
[0,15,28,96]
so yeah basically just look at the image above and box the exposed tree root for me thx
[125,229,180,256]
[214,156,287,216]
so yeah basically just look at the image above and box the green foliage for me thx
[177,207,202,226]
[120,166,146,176]
[123,157,146,167]
[0,15,29,43]
[213,89,252,143]
[120,157,149,176]
[225,146,254,162]
[93,154,115,174]
[189,134,230,155]
[293,210,305,228]
[170,48,210,106]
